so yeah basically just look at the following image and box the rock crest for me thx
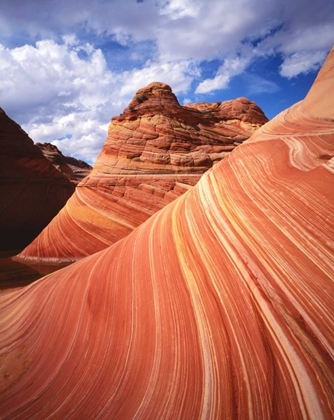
[1,49,334,419]
[18,83,267,262]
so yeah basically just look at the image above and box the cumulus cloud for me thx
[0,39,115,116]
[119,59,200,97]
[0,0,332,65]
[156,0,278,61]
[0,38,200,163]
[195,53,252,94]
[0,0,333,161]
[0,39,124,163]
[280,51,328,78]
[159,0,201,20]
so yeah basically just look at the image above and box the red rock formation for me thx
[183,96,267,124]
[36,142,92,183]
[17,83,267,262]
[0,49,333,419]
[0,109,75,251]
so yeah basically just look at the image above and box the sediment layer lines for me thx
[17,82,266,262]
[1,108,334,417]
[1,53,334,418]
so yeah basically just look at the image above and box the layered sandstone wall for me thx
[0,49,333,419]
[0,109,75,251]
[36,142,92,183]
[17,82,267,262]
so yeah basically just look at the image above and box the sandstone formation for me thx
[36,142,92,183]
[17,83,267,262]
[1,48,333,419]
[0,109,75,251]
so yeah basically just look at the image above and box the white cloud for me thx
[0,39,200,163]
[0,39,126,163]
[195,53,252,94]
[119,59,200,97]
[62,34,79,47]
[45,116,110,163]
[0,0,333,162]
[160,0,201,20]
[0,40,114,112]
[254,4,334,77]
[195,74,230,95]
[1,0,332,65]
[280,51,328,79]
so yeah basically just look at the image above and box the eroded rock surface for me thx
[0,110,75,250]
[18,82,267,262]
[36,142,92,183]
[1,48,334,419]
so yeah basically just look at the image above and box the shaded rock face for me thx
[0,109,75,251]
[1,49,334,419]
[36,142,92,183]
[18,82,267,262]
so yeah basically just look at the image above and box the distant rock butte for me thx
[17,82,267,262]
[0,109,75,251]
[36,142,92,183]
[1,48,334,419]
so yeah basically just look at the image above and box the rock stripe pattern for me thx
[0,49,334,418]
[17,82,267,262]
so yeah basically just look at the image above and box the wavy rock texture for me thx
[0,109,75,251]
[36,142,92,183]
[17,83,267,262]
[1,49,334,419]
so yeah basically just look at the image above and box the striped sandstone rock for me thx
[17,82,267,262]
[0,49,333,418]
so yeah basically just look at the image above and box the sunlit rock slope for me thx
[17,82,267,262]
[1,48,333,418]
[0,110,75,251]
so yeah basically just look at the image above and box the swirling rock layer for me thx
[0,109,75,251]
[18,82,267,262]
[1,49,334,418]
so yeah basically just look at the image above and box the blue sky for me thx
[0,0,333,164]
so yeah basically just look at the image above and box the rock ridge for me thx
[17,83,268,262]
[36,142,92,183]
[1,48,334,419]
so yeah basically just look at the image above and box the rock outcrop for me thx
[0,48,333,419]
[0,110,75,251]
[36,142,92,183]
[17,83,267,262]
